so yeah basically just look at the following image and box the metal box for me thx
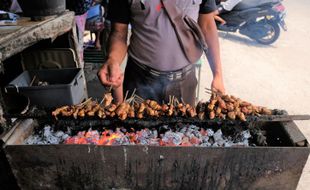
[2,119,309,190]
[5,68,86,108]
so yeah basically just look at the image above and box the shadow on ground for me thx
[218,31,276,48]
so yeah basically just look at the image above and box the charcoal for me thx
[206,129,215,137]
[217,140,226,147]
[152,130,158,138]
[212,142,219,147]
[213,129,223,142]
[46,135,59,144]
[202,136,209,143]
[224,142,233,147]
[25,123,255,147]
[241,130,251,139]
[162,131,183,145]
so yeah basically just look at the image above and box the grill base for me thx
[2,119,309,189]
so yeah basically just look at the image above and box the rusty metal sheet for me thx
[5,145,310,190]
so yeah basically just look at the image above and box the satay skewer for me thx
[124,90,129,102]
[77,98,92,107]
[181,97,185,105]
[205,88,223,96]
[29,75,37,86]
[130,89,137,99]
[108,85,113,92]
[135,95,144,103]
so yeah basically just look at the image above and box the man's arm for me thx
[107,23,128,68]
[98,23,128,103]
[99,23,128,87]
[198,12,225,94]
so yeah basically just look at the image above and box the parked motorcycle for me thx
[216,0,287,45]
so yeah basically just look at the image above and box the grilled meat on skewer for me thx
[108,104,117,112]
[51,91,273,122]
[102,93,113,107]
[87,104,101,117]
[209,111,215,120]
[52,106,69,118]
[128,105,135,118]
[97,108,106,119]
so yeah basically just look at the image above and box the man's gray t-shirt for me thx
[108,0,217,71]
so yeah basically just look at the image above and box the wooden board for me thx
[0,11,76,71]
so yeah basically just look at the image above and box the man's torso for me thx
[129,0,203,71]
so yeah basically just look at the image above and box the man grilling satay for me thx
[98,0,225,106]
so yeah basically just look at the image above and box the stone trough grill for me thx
[1,106,310,190]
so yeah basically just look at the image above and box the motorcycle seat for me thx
[234,0,280,11]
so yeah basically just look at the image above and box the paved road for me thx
[199,1,310,189]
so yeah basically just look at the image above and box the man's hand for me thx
[98,61,124,88]
[211,76,225,95]
[98,22,128,88]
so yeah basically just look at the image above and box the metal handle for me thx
[4,84,20,93]
[74,73,83,86]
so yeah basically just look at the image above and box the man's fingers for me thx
[98,67,114,87]
[112,73,124,88]
[98,63,124,88]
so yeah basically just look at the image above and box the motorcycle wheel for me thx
[255,21,280,45]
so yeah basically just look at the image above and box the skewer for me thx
[134,99,142,104]
[126,89,137,104]
[130,88,137,99]
[99,97,105,105]
[205,87,223,96]
[135,95,144,102]
[175,98,179,105]
[29,75,37,86]
[126,97,135,104]
[204,90,212,95]
[205,87,213,92]
[109,86,113,92]
[124,90,129,102]
[181,97,185,104]
[77,98,92,107]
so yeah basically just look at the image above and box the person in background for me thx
[67,0,93,67]
[214,0,242,25]
[93,0,109,50]
[98,0,225,106]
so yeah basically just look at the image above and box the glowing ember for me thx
[61,125,252,147]
[25,124,252,147]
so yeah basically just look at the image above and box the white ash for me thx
[206,129,215,137]
[25,125,70,145]
[160,126,252,147]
